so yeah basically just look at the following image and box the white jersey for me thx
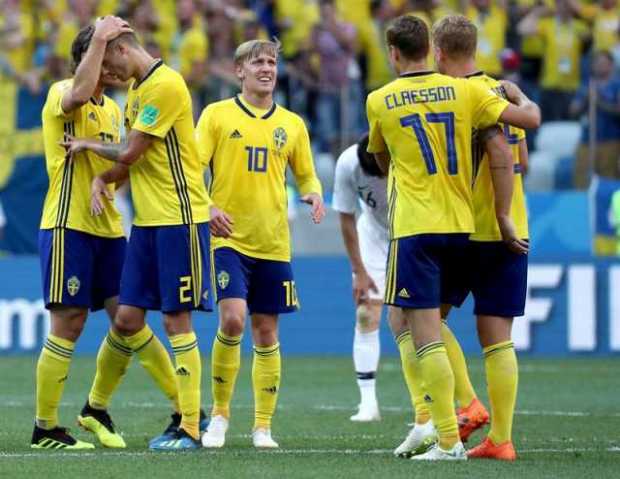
[332,144,389,234]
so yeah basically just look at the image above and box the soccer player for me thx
[366,15,540,460]
[333,134,428,430]
[196,39,325,449]
[433,15,530,460]
[33,17,136,450]
[63,28,221,450]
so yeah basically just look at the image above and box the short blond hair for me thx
[432,15,477,60]
[234,39,281,66]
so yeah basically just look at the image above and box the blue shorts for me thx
[39,228,126,311]
[442,241,528,317]
[214,247,298,315]
[385,233,470,309]
[119,222,213,313]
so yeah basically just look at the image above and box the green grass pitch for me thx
[0,356,618,478]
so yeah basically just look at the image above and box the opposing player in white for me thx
[333,135,388,422]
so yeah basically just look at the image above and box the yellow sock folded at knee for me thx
[36,334,75,429]
[253,343,281,430]
[124,325,180,412]
[484,341,518,445]
[88,329,132,410]
[170,332,201,440]
[395,330,430,424]
[417,341,459,450]
[211,329,242,419]
[441,321,476,408]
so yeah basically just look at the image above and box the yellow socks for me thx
[252,343,281,430]
[441,321,476,408]
[170,332,202,440]
[211,329,242,419]
[484,341,518,444]
[417,341,459,450]
[395,330,430,424]
[88,329,132,409]
[124,325,180,412]
[36,334,75,429]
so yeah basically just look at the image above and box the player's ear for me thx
[235,62,244,81]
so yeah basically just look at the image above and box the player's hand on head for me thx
[90,176,113,216]
[94,15,133,42]
[353,270,378,305]
[300,193,325,224]
[497,214,529,254]
[209,205,234,238]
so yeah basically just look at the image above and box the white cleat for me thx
[411,441,467,461]
[394,420,437,457]
[252,428,279,448]
[350,403,381,422]
[201,415,228,448]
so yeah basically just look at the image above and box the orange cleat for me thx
[467,436,517,461]
[457,398,489,442]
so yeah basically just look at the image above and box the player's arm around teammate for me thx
[195,39,324,449]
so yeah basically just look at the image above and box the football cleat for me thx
[394,420,437,458]
[149,428,201,451]
[457,398,489,442]
[252,428,279,449]
[31,425,95,450]
[350,402,381,422]
[78,401,126,448]
[201,415,228,448]
[149,409,208,449]
[467,436,517,461]
[411,441,467,461]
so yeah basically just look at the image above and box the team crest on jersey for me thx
[131,99,140,122]
[88,111,97,123]
[217,271,230,290]
[273,127,287,150]
[67,276,81,297]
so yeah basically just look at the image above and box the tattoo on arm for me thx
[90,141,126,163]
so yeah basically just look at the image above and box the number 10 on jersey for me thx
[245,146,268,172]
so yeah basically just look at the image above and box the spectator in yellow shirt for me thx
[466,0,507,77]
[518,0,590,120]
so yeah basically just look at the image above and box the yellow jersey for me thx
[466,6,507,77]
[367,71,509,238]
[125,61,210,226]
[467,73,529,242]
[538,17,588,91]
[196,95,322,262]
[40,80,124,238]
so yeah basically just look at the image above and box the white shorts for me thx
[354,213,389,301]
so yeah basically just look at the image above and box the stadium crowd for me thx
[2,0,620,176]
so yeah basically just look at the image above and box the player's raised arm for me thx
[289,119,325,224]
[61,16,132,114]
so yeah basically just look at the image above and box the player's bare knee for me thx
[114,312,142,337]
[50,307,87,341]
[356,303,379,332]
[163,312,192,336]
[251,321,278,346]
[219,310,245,337]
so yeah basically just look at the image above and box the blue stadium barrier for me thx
[0,255,618,357]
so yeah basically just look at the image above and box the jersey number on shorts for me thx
[400,112,457,175]
[179,276,192,303]
[245,146,268,172]
[282,280,298,307]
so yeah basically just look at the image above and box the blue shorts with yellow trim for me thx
[119,222,213,313]
[385,233,470,309]
[442,241,528,318]
[214,247,298,315]
[39,228,126,311]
